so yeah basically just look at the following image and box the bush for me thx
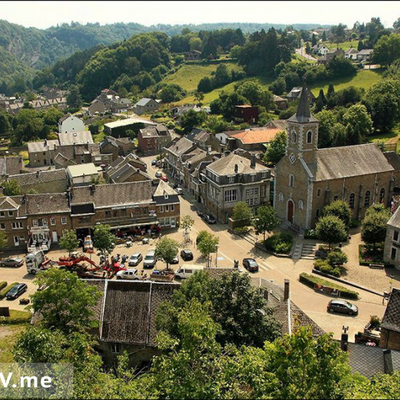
[0,310,32,325]
[314,259,341,277]
[264,232,293,254]
[299,273,359,300]
[0,282,19,299]
[0,281,7,291]
[326,250,348,266]
[304,229,317,239]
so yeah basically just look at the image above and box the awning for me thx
[110,221,159,230]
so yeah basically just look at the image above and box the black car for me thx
[180,249,194,261]
[6,283,27,300]
[242,258,259,272]
[202,214,217,224]
[327,299,358,316]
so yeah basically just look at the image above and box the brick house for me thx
[205,153,272,223]
[234,105,259,124]
[137,124,171,155]
[274,85,400,232]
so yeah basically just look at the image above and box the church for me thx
[274,84,400,232]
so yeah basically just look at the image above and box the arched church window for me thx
[349,193,355,209]
[291,130,297,143]
[289,174,294,188]
[380,188,385,203]
[307,130,312,143]
[364,190,371,207]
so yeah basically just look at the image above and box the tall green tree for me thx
[66,84,82,110]
[154,237,180,270]
[59,229,80,256]
[3,179,22,195]
[232,201,253,225]
[343,104,373,144]
[316,215,347,250]
[254,205,280,241]
[361,204,391,248]
[180,215,194,234]
[93,223,115,255]
[264,131,287,164]
[197,231,219,267]
[323,200,352,230]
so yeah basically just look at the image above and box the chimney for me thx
[234,164,238,173]
[340,326,349,351]
[284,279,290,301]
[90,184,95,195]
[383,349,394,374]
[250,154,256,169]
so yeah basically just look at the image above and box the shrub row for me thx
[0,282,19,299]
[313,259,341,277]
[0,281,7,291]
[264,232,293,254]
[0,310,32,325]
[299,273,359,300]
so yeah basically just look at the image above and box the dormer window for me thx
[291,130,297,143]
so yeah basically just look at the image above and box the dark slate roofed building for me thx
[152,180,180,228]
[380,288,400,350]
[0,156,23,179]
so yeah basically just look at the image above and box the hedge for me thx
[0,281,7,291]
[264,232,293,254]
[0,309,32,325]
[299,273,359,300]
[0,282,19,299]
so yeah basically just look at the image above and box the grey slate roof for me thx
[315,143,394,181]
[26,193,70,215]
[8,169,67,186]
[58,113,72,123]
[153,179,178,197]
[207,153,267,176]
[165,137,196,157]
[58,131,94,146]
[383,151,400,171]
[0,156,22,176]
[109,164,151,183]
[387,206,400,229]
[135,98,154,107]
[381,288,400,333]
[71,181,154,208]
[28,139,58,153]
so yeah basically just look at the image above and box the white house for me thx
[66,163,100,187]
[58,114,85,134]
[312,44,329,56]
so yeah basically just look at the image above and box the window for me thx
[42,218,48,226]
[8,211,13,217]
[228,176,234,184]
[289,174,294,188]
[0,223,5,230]
[160,206,164,213]
[165,205,169,212]
[61,217,67,225]
[364,190,371,207]
[50,218,56,226]
[113,210,118,218]
[380,188,385,204]
[279,192,284,203]
[121,209,127,217]
[111,343,121,354]
[260,185,266,197]
[307,130,312,143]
[251,174,255,182]
[391,247,397,260]
[164,217,170,225]
[0,212,4,217]
[12,222,23,229]
[171,204,174,211]
[33,219,38,227]
[291,130,297,143]
[317,188,321,197]
[105,211,111,218]
[316,209,320,218]
[299,200,304,210]
[394,230,399,242]
[349,193,355,209]
[333,195,339,201]
[225,189,237,203]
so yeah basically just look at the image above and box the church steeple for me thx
[287,81,318,124]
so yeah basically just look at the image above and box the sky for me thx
[1,1,400,30]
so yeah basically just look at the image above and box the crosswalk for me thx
[259,262,273,271]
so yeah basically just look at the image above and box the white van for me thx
[175,264,204,279]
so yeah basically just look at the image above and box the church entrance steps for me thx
[301,243,317,260]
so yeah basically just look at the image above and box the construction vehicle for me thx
[25,250,54,274]
[58,253,99,268]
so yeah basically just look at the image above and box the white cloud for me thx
[3,1,400,29]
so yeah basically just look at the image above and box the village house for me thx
[152,180,180,229]
[233,105,259,124]
[137,124,172,155]
[107,164,152,184]
[0,156,24,180]
[186,128,220,152]
[103,118,156,137]
[58,114,85,133]
[384,207,400,269]
[311,44,329,56]
[205,153,272,223]
[380,288,400,351]
[345,47,359,60]
[274,84,400,232]
[286,86,316,103]
[133,98,160,115]
[88,99,106,116]
[100,136,135,161]
[184,50,202,61]
[318,48,345,65]
[357,49,374,62]
[66,163,101,187]
[273,95,288,110]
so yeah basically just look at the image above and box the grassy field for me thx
[324,40,359,51]
[0,323,27,362]
[309,69,384,96]
[163,62,241,93]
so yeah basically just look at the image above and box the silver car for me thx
[128,253,143,266]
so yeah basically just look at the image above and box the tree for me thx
[189,36,202,52]
[254,205,280,241]
[159,83,185,103]
[197,76,213,93]
[194,90,204,106]
[264,131,287,164]
[316,215,347,250]
[66,84,82,110]
[59,229,80,255]
[327,83,335,98]
[197,231,219,267]
[314,89,326,113]
[232,201,253,225]
[93,223,115,255]
[29,268,102,334]
[372,34,400,66]
[323,200,352,230]
[154,237,180,270]
[181,215,194,234]
[343,104,373,144]
[361,204,391,248]
[3,179,22,195]
[180,109,207,133]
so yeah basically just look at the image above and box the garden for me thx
[358,244,386,266]
[314,245,348,277]
[264,232,293,255]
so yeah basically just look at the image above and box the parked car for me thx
[151,160,157,166]
[143,250,157,268]
[327,299,358,316]
[176,187,183,195]
[128,253,143,267]
[116,268,140,280]
[242,258,259,272]
[180,249,194,261]
[0,257,23,268]
[202,214,217,224]
[155,171,163,178]
[6,283,28,300]
[171,255,179,264]
[160,175,169,182]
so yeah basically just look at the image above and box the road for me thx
[295,47,317,62]
[0,155,386,343]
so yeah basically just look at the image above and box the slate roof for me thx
[315,143,394,181]
[207,153,267,175]
[0,197,20,211]
[381,288,400,333]
[135,98,154,107]
[26,193,70,215]
[165,137,196,157]
[288,85,318,124]
[28,139,58,153]
[8,169,67,186]
[71,181,154,208]
[383,151,400,171]
[58,131,94,146]
[100,280,180,346]
[58,113,72,123]
[53,153,77,168]
[264,119,287,131]
[0,156,22,176]
[153,179,178,197]
[109,164,151,183]
[387,207,400,229]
